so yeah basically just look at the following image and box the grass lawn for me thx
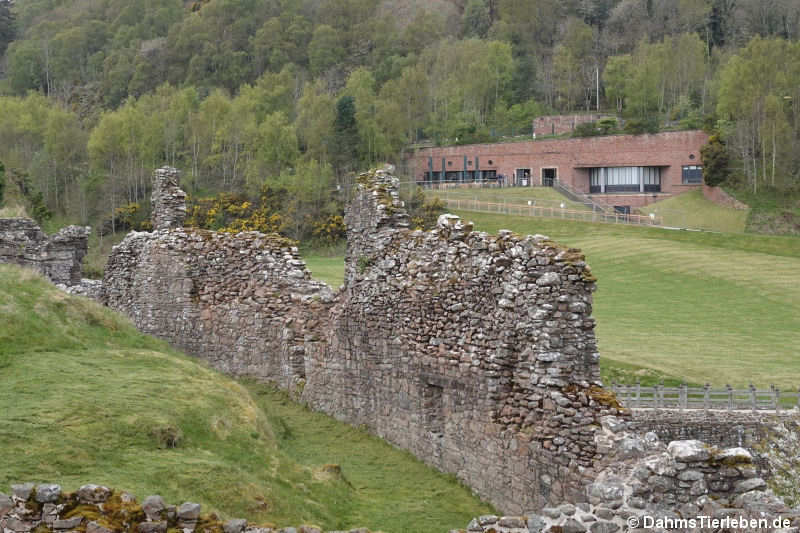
[301,214,800,390]
[303,253,347,288]
[0,264,491,533]
[424,185,590,211]
[636,189,749,233]
[247,384,494,531]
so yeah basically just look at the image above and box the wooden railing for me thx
[440,198,663,226]
[611,382,800,412]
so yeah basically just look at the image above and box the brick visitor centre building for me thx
[408,130,709,210]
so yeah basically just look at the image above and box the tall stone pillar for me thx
[151,167,186,231]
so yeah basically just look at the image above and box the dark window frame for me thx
[682,165,703,184]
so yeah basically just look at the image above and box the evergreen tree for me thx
[332,95,359,175]
[700,135,730,187]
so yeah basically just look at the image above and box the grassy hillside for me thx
[452,212,800,389]
[729,187,800,236]
[0,264,492,533]
[636,189,750,233]
[302,214,800,390]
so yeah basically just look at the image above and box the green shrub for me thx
[572,121,601,137]
[623,117,660,134]
[700,135,730,187]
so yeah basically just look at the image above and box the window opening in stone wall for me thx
[422,382,444,438]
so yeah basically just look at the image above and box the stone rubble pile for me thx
[0,483,372,533]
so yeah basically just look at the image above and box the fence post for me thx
[635,380,641,409]
[680,383,687,410]
[774,385,781,414]
[656,381,663,408]
[727,384,733,411]
[703,383,710,412]
[750,383,757,412]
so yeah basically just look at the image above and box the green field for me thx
[303,253,348,288]
[636,189,750,233]
[424,185,590,211]
[0,264,492,533]
[302,214,800,390]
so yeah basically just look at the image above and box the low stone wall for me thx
[0,483,358,533]
[0,218,89,286]
[703,184,749,210]
[628,409,797,449]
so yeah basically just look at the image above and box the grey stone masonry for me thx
[101,165,800,518]
[302,166,618,513]
[102,227,334,390]
[0,217,89,285]
[151,166,186,231]
[103,167,334,390]
[0,484,356,533]
[464,430,800,532]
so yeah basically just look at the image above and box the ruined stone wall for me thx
[103,166,334,388]
[150,167,186,231]
[0,483,348,533]
[102,228,333,389]
[628,409,796,450]
[302,168,620,513]
[101,166,798,518]
[0,218,89,286]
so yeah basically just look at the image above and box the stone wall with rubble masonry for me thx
[459,422,800,533]
[302,167,624,513]
[0,217,90,286]
[96,166,798,528]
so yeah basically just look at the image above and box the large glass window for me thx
[589,167,661,193]
[682,165,703,184]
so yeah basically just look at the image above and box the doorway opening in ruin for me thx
[542,168,557,187]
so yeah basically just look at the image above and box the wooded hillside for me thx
[0,0,798,237]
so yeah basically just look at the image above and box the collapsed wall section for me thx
[302,167,620,513]
[0,218,89,286]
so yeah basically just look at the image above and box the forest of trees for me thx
[0,0,799,239]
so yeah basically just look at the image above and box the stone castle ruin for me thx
[2,165,798,531]
[97,167,800,525]
[0,217,89,286]
[102,166,618,511]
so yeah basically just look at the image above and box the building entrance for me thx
[542,168,557,187]
[515,168,531,186]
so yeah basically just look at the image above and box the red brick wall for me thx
[408,131,710,208]
[533,114,614,136]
